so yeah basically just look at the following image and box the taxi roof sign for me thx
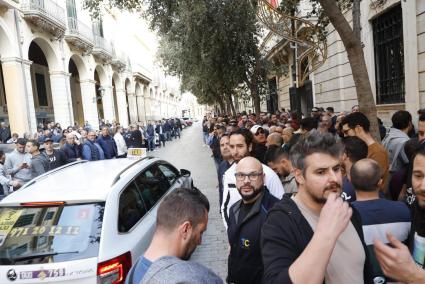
[127,148,147,159]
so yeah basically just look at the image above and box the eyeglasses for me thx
[235,172,263,181]
[255,129,265,136]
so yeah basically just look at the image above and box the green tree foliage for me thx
[84,0,276,115]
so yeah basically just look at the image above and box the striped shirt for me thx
[353,198,411,283]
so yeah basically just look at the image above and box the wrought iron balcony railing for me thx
[65,17,94,53]
[92,34,113,62]
[21,0,66,38]
[111,46,127,71]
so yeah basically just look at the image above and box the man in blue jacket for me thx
[227,156,278,284]
[97,127,118,159]
[82,131,104,161]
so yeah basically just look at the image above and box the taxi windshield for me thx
[0,203,104,265]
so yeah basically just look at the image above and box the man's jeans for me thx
[175,128,181,138]
[147,137,155,151]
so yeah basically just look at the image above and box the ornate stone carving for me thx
[370,0,388,9]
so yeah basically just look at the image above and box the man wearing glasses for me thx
[341,112,389,194]
[227,157,279,284]
[221,128,283,229]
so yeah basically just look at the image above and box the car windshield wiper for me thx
[11,251,79,262]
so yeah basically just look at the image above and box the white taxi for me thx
[0,157,193,283]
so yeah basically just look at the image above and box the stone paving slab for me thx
[149,123,228,280]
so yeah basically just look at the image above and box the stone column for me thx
[116,88,129,127]
[136,94,145,122]
[127,92,138,123]
[402,0,419,124]
[79,79,99,130]
[49,71,72,128]
[102,85,114,124]
[1,57,37,135]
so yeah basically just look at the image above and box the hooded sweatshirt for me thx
[4,149,32,182]
[141,256,223,284]
[382,128,409,173]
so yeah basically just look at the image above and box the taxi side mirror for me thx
[180,169,191,177]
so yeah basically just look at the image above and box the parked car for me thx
[0,157,193,283]
[182,117,193,126]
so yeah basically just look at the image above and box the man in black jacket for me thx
[374,146,425,282]
[261,130,373,284]
[228,157,278,283]
[62,133,81,163]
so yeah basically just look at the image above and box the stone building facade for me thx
[263,0,424,125]
[0,0,182,135]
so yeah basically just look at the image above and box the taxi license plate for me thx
[19,268,65,280]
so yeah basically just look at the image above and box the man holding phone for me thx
[4,138,32,189]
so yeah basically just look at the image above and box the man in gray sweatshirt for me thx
[125,187,222,284]
[4,138,32,189]
[26,140,48,179]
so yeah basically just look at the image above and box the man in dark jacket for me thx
[97,126,118,159]
[0,122,11,143]
[227,157,278,284]
[146,122,156,151]
[261,130,373,284]
[42,138,67,171]
[155,121,166,147]
[128,125,144,148]
[163,120,172,141]
[374,146,425,282]
[62,133,81,163]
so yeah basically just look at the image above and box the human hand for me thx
[19,163,28,169]
[316,193,352,242]
[10,180,20,188]
[374,233,424,283]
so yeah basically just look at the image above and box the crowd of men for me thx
[123,106,424,283]
[201,106,425,283]
[0,118,185,198]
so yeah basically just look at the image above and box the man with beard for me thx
[227,157,278,283]
[221,128,284,228]
[125,188,222,284]
[265,146,297,194]
[4,138,32,189]
[218,133,233,208]
[262,130,373,283]
[374,146,425,282]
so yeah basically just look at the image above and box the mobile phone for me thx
[22,162,28,168]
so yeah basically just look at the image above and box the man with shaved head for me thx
[351,159,411,283]
[266,132,283,148]
[227,157,279,284]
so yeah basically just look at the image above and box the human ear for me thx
[294,168,305,185]
[178,221,192,240]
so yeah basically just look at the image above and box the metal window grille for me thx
[373,4,405,104]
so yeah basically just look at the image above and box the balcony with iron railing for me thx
[21,0,66,38]
[92,34,113,62]
[111,46,127,71]
[65,17,94,53]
